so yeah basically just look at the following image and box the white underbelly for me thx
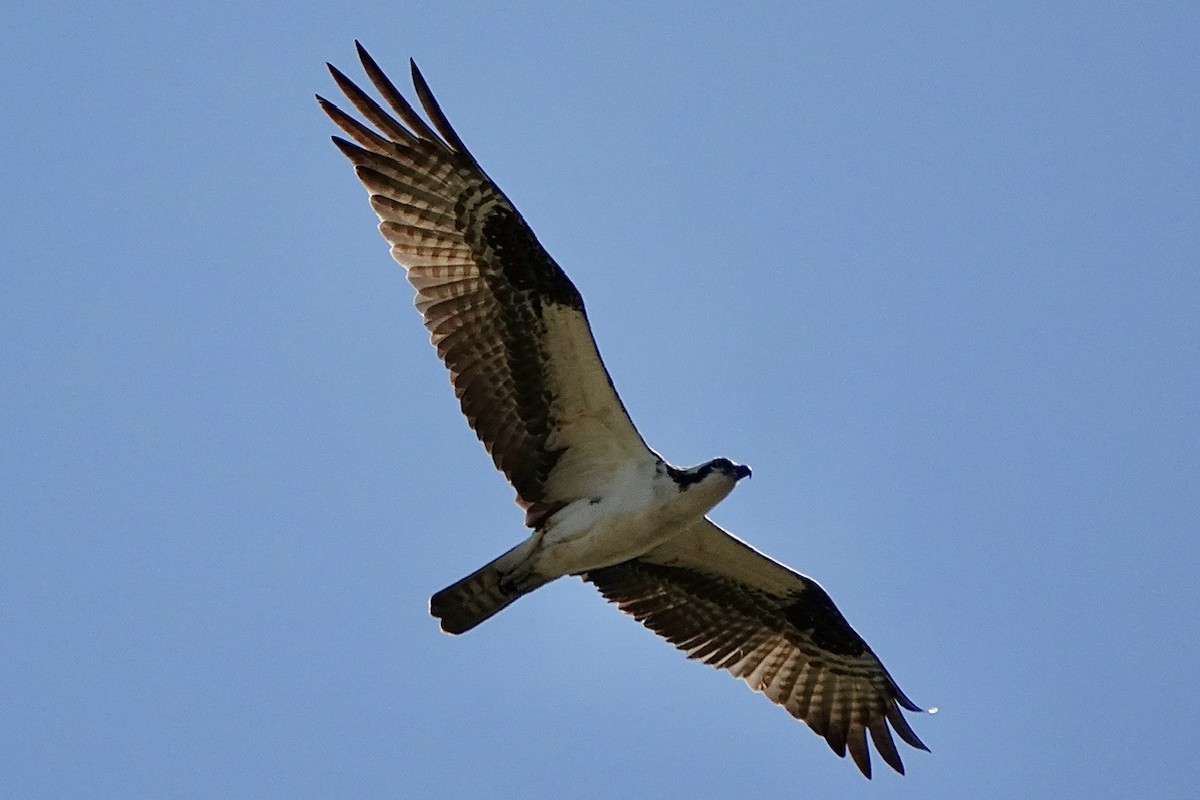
[520,453,742,579]
[532,506,690,577]
[530,473,737,577]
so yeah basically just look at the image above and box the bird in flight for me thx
[318,43,929,778]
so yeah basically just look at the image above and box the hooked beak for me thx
[734,463,752,480]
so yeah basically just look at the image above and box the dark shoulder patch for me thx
[480,205,584,310]
[781,582,868,657]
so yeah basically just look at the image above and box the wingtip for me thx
[356,39,385,78]
[328,135,360,157]
[847,731,873,779]
[326,61,355,92]
[408,57,430,96]
[893,683,926,713]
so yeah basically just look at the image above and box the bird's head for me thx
[670,457,752,488]
[709,457,752,481]
[662,456,752,519]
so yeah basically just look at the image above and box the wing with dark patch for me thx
[583,519,928,778]
[319,44,649,522]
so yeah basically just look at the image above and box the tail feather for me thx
[429,543,550,634]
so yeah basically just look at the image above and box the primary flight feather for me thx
[318,43,929,778]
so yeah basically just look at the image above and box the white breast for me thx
[529,460,740,578]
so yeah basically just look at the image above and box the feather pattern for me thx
[319,43,649,524]
[321,45,928,778]
[584,519,928,778]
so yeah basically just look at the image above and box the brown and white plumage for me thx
[320,43,647,529]
[319,43,928,778]
[587,519,927,777]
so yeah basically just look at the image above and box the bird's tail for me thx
[429,541,551,634]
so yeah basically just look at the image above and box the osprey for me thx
[319,43,929,778]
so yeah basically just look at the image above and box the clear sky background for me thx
[3,3,1198,798]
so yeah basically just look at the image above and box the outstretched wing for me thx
[584,519,928,778]
[319,44,650,526]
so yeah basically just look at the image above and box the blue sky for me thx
[3,3,1198,798]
